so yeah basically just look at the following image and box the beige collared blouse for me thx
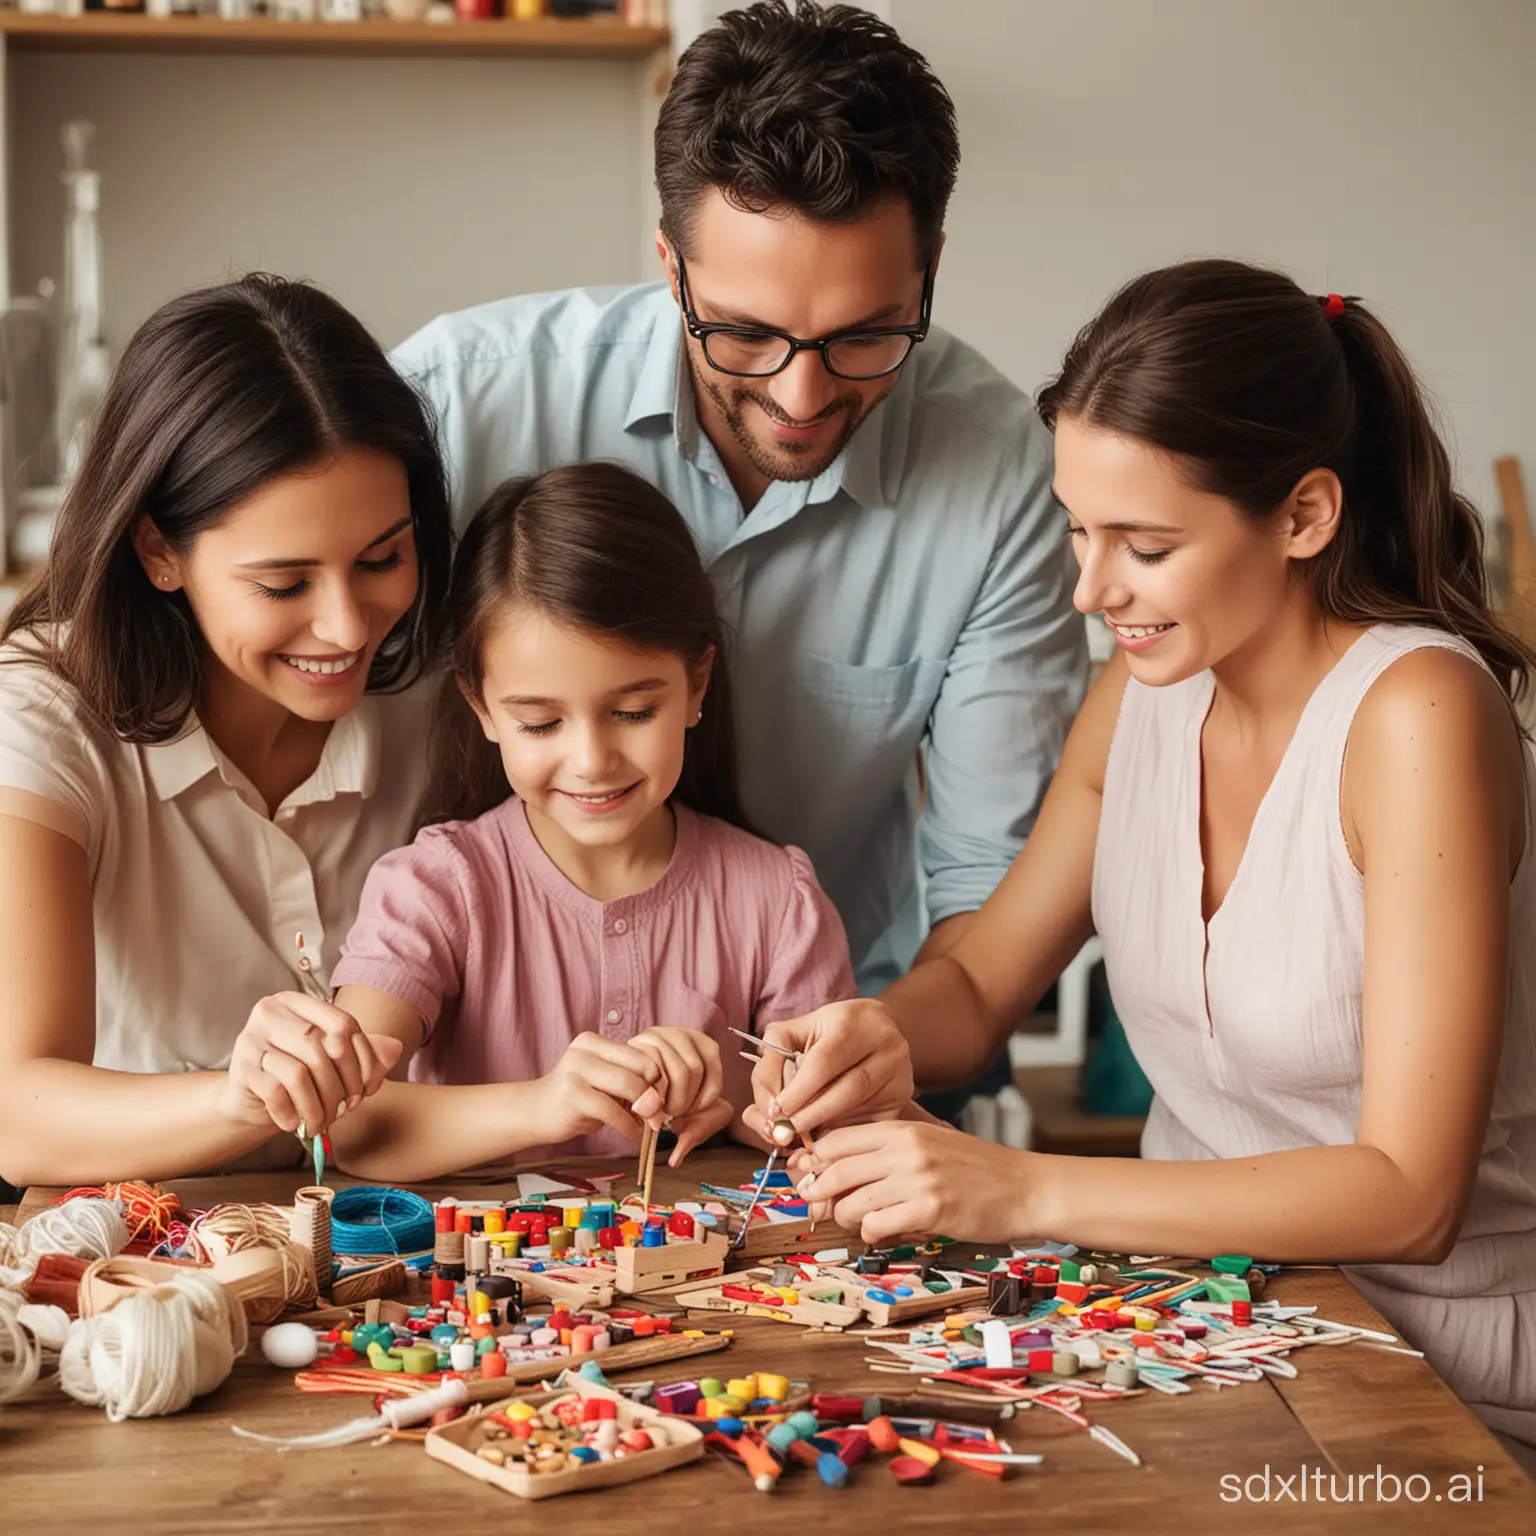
[0,644,431,1074]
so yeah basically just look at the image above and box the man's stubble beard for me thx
[693,359,897,486]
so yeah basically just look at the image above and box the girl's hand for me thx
[629,1027,733,1164]
[532,1032,665,1147]
[742,999,915,1146]
[792,1120,1036,1247]
[221,992,402,1136]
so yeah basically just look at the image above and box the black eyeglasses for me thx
[675,254,934,381]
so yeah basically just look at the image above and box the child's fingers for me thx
[634,1032,707,1118]
[666,1099,735,1165]
[571,1084,642,1143]
[573,1056,658,1113]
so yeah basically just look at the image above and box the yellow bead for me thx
[467,1291,490,1318]
[682,1329,706,1338]
[897,1437,942,1466]
[504,1401,538,1421]
[482,1211,505,1235]
[713,1394,746,1414]
[726,1377,758,1402]
[701,1398,731,1419]
[755,1373,789,1402]
[1134,1314,1156,1331]
[769,1288,799,1306]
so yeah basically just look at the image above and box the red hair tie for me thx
[1321,292,1346,322]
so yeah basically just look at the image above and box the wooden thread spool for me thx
[289,1187,335,1299]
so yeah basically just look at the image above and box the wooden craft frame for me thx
[667,1271,863,1330]
[610,1228,731,1296]
[425,1377,703,1500]
[727,1207,862,1261]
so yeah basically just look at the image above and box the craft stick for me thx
[640,1122,659,1214]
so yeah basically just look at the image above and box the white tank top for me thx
[1093,623,1536,1450]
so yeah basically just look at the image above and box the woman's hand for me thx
[742,999,915,1146]
[791,1119,1038,1247]
[629,1027,733,1164]
[221,992,403,1136]
[531,1032,667,1147]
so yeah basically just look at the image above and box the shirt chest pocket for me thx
[769,652,947,832]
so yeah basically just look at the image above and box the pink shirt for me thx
[332,797,857,1160]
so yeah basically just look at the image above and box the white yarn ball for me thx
[55,1271,248,1421]
[0,1199,129,1289]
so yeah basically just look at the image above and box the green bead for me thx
[366,1342,404,1373]
[888,1245,917,1261]
[962,1324,985,1346]
[923,1279,951,1294]
[970,1256,1001,1272]
[699,1377,724,1399]
[1211,1253,1254,1275]
[474,1334,498,1356]
[1059,1260,1081,1283]
[399,1344,438,1375]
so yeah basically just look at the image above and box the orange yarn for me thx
[54,1183,182,1254]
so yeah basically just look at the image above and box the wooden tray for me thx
[425,1377,703,1500]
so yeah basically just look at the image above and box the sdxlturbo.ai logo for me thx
[1220,1465,1485,1504]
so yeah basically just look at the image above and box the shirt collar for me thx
[623,286,685,433]
[144,696,382,806]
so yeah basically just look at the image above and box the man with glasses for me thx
[396,2,1086,1116]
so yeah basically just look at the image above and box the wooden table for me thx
[3,1150,1531,1532]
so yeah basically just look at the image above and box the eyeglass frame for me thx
[673,252,935,381]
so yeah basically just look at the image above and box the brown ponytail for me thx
[1037,258,1533,701]
[415,463,760,837]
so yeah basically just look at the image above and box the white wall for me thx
[11,51,653,350]
[894,0,1536,516]
[9,0,1534,512]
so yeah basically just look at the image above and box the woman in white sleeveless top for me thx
[757,260,1536,1468]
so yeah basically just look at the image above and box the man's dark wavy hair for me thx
[655,1,959,266]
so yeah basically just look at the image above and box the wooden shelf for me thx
[0,12,669,58]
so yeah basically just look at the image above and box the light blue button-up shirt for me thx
[395,283,1087,991]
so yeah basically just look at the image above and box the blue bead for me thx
[577,1361,610,1385]
[864,1287,896,1304]
[570,1446,600,1464]
[429,1325,459,1345]
[716,1417,746,1437]
[892,1285,915,1298]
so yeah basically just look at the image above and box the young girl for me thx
[0,275,453,1186]
[323,462,857,1180]
[759,260,1536,1467]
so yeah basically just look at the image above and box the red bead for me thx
[598,1226,623,1250]
[668,1211,696,1240]
[1232,1300,1252,1326]
[1028,1349,1054,1371]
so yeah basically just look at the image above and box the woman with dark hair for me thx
[762,260,1536,1466]
[0,274,453,1186]
[319,462,857,1180]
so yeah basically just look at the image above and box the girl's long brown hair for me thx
[2,274,452,740]
[1037,258,1533,701]
[416,463,759,835]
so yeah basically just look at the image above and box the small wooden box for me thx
[424,1377,703,1500]
[611,1228,730,1295]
